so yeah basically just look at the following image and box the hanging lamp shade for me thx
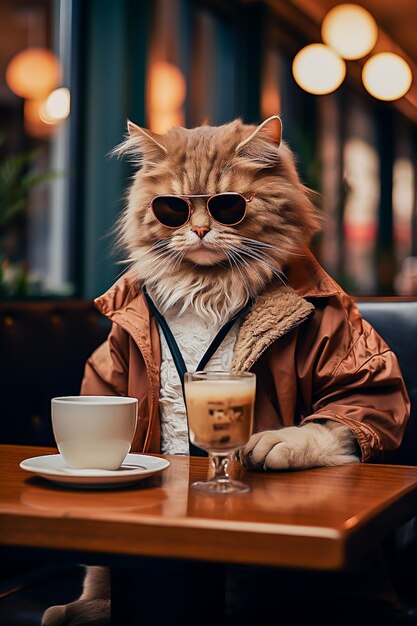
[362,52,412,101]
[6,47,60,99]
[321,4,378,60]
[292,44,346,95]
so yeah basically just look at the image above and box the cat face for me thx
[115,116,319,319]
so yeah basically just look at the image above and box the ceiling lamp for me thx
[292,44,346,95]
[362,52,412,101]
[321,4,378,60]
[6,47,60,99]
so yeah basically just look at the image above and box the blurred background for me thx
[0,0,416,301]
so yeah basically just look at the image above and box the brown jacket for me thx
[81,251,409,461]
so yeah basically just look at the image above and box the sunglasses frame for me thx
[149,192,255,229]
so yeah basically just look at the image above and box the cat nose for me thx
[191,226,211,239]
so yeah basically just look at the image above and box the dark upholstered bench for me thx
[357,299,417,611]
[0,300,111,446]
[357,299,417,466]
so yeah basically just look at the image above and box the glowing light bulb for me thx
[322,4,378,60]
[292,44,346,95]
[362,53,412,101]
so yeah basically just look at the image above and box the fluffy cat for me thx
[42,115,363,626]
[116,116,319,323]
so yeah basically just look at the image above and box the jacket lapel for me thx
[231,283,314,372]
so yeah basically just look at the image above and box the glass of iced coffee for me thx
[184,371,256,494]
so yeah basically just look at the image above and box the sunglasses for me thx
[149,192,255,229]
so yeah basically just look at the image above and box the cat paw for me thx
[42,599,110,626]
[240,422,359,470]
[42,604,67,625]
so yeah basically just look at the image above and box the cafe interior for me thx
[1,0,417,624]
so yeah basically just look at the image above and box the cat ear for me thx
[111,120,167,165]
[127,121,168,156]
[235,115,282,168]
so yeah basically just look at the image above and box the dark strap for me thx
[195,299,253,371]
[142,285,253,456]
[143,287,188,387]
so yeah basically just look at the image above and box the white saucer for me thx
[20,453,170,488]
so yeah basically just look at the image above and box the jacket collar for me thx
[285,248,340,298]
[231,283,314,372]
[94,251,339,371]
[229,251,339,370]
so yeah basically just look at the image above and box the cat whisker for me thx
[239,241,277,261]
[226,251,247,283]
[224,242,287,286]
[238,237,276,250]
[234,238,294,267]
[170,250,186,271]
[228,248,266,284]
[238,244,284,273]
[235,240,280,265]
[113,261,136,281]
[230,235,308,259]
[148,239,172,253]
[116,257,137,265]
[208,242,243,277]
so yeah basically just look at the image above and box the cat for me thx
[42,114,407,625]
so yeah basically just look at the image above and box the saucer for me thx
[19,453,170,488]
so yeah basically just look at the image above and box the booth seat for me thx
[356,298,417,610]
[356,299,417,466]
[0,300,111,446]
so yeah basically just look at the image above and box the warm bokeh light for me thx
[261,86,281,120]
[23,99,55,138]
[6,48,61,99]
[393,157,414,247]
[148,61,186,113]
[261,50,282,119]
[292,44,346,95]
[40,87,71,124]
[362,53,412,101]
[147,111,185,134]
[321,4,378,60]
[147,61,186,132]
[343,137,379,292]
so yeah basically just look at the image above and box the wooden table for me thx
[2,445,417,623]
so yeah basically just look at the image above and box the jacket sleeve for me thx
[299,294,410,462]
[80,322,129,397]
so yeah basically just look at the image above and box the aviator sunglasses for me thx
[149,192,255,229]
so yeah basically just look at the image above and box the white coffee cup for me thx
[51,396,138,470]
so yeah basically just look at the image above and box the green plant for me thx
[0,136,59,297]
[0,136,57,227]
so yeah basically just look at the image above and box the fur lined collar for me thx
[231,283,314,372]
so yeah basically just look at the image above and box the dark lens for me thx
[208,193,246,225]
[151,196,189,227]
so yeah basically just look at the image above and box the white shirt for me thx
[158,305,241,454]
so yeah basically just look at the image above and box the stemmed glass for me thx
[184,371,256,494]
